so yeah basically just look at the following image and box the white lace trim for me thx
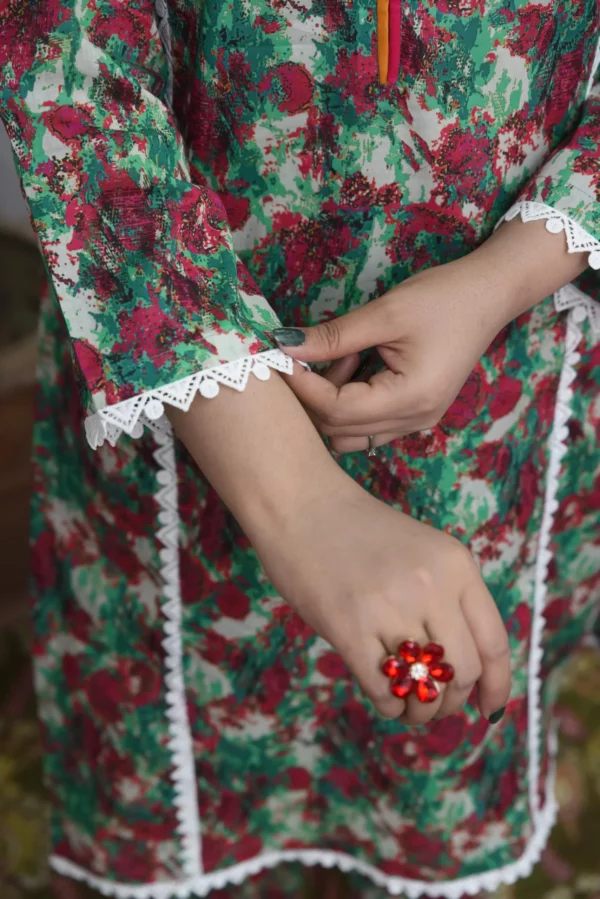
[84,349,293,450]
[528,302,584,823]
[48,295,596,899]
[153,431,203,877]
[554,281,600,338]
[585,29,600,98]
[50,775,557,899]
[503,201,600,271]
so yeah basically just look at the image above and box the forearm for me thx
[472,217,589,325]
[166,373,350,537]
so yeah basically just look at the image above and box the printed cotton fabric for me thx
[1,0,600,896]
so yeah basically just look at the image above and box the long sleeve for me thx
[0,0,287,447]
[504,72,600,271]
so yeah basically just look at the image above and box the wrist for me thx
[442,250,519,338]
[167,370,356,542]
[238,452,354,542]
[473,215,589,324]
[468,228,532,328]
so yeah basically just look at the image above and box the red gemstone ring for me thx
[381,640,455,703]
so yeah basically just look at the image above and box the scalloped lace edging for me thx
[84,349,293,450]
[49,776,557,899]
[586,32,600,98]
[503,201,600,271]
[153,432,203,878]
[527,304,583,825]
[554,282,600,338]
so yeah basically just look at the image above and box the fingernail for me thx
[272,328,305,347]
[488,706,505,724]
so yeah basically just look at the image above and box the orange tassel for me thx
[377,0,390,85]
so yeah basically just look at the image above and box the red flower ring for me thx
[381,640,455,703]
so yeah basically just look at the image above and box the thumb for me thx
[271,298,393,362]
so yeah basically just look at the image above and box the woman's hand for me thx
[274,217,589,452]
[169,374,510,725]
[250,477,511,725]
[276,256,507,452]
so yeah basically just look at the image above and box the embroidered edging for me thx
[153,430,203,877]
[50,779,557,899]
[554,281,600,338]
[84,349,293,450]
[503,201,600,271]
[528,300,584,823]
[585,31,600,98]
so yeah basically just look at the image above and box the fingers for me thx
[347,637,408,719]
[283,365,441,441]
[426,613,481,720]
[324,420,406,438]
[360,597,502,726]
[282,367,405,426]
[460,576,511,720]
[323,354,362,387]
[330,431,406,454]
[273,296,397,363]
[427,563,510,722]
[370,552,508,725]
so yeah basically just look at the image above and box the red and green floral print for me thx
[1,1,600,897]
[0,0,283,425]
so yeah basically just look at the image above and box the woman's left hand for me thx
[274,248,516,453]
[274,218,588,453]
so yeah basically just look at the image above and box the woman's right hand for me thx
[250,480,511,725]
[169,373,510,726]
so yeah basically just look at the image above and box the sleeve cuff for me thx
[84,348,293,449]
[502,201,600,270]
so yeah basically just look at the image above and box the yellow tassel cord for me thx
[377,0,389,85]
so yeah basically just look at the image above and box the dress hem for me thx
[49,775,558,899]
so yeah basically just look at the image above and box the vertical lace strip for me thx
[154,429,203,877]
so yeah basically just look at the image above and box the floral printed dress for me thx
[1,0,600,896]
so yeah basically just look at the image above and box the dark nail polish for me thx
[272,327,305,347]
[488,706,506,724]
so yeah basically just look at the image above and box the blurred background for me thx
[0,120,599,899]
